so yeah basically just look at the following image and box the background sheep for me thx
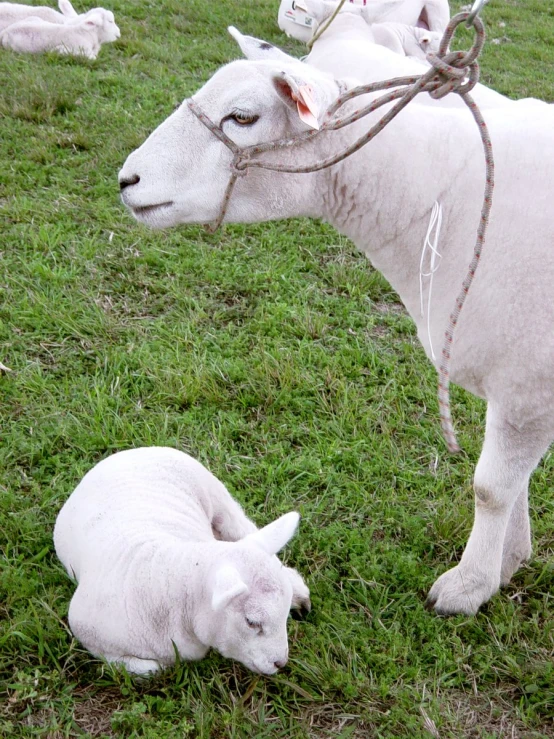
[0,0,70,32]
[0,6,119,58]
[54,447,310,676]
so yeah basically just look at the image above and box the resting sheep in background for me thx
[0,4,119,58]
[118,32,554,617]
[0,0,72,31]
[54,447,310,676]
[278,0,450,44]
[360,20,442,60]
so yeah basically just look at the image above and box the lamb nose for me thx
[274,659,286,669]
[119,174,140,191]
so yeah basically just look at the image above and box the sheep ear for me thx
[303,0,336,24]
[272,71,321,129]
[228,26,295,63]
[245,512,300,556]
[58,0,78,17]
[211,566,248,611]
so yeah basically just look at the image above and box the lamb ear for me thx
[244,511,300,555]
[85,13,102,27]
[271,70,322,130]
[211,566,248,611]
[58,0,78,17]
[228,26,295,63]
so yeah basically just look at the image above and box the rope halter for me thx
[187,12,495,453]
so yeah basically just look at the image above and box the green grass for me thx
[1,0,554,736]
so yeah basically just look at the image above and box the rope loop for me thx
[438,12,485,66]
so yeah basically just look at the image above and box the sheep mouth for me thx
[131,201,174,217]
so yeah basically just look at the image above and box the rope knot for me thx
[232,152,250,176]
[426,11,484,99]
[427,52,480,99]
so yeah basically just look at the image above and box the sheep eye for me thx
[231,113,259,126]
[245,617,262,632]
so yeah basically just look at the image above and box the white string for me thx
[419,201,443,361]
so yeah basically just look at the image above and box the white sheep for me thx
[0,0,70,32]
[54,447,310,676]
[0,5,119,58]
[0,0,110,32]
[118,39,554,617]
[367,21,442,60]
[278,0,450,44]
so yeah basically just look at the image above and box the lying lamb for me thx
[369,21,442,60]
[54,446,310,676]
[0,0,113,33]
[0,5,119,58]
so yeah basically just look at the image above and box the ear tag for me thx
[294,85,320,130]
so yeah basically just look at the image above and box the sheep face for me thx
[207,555,293,674]
[119,55,340,229]
[417,29,441,56]
[82,8,120,42]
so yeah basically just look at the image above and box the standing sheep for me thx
[117,38,554,617]
[54,447,310,675]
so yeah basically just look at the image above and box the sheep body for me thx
[54,447,310,675]
[118,44,554,618]
[0,1,66,32]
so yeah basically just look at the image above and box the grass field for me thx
[1,0,554,736]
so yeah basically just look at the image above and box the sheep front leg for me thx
[501,486,532,586]
[426,405,549,615]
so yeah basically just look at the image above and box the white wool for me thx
[118,47,554,619]
[371,21,442,60]
[54,447,310,675]
[0,1,66,32]
[277,0,450,43]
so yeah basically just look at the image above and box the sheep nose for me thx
[119,173,140,191]
[274,659,287,670]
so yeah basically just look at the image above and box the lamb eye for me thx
[231,113,259,126]
[245,617,262,632]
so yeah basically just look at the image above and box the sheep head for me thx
[119,48,344,229]
[199,512,302,675]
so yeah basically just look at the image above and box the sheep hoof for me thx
[425,564,499,616]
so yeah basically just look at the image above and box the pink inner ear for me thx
[294,85,320,130]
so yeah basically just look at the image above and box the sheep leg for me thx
[210,488,258,541]
[426,404,549,615]
[500,486,531,585]
[115,656,162,676]
[423,0,450,33]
